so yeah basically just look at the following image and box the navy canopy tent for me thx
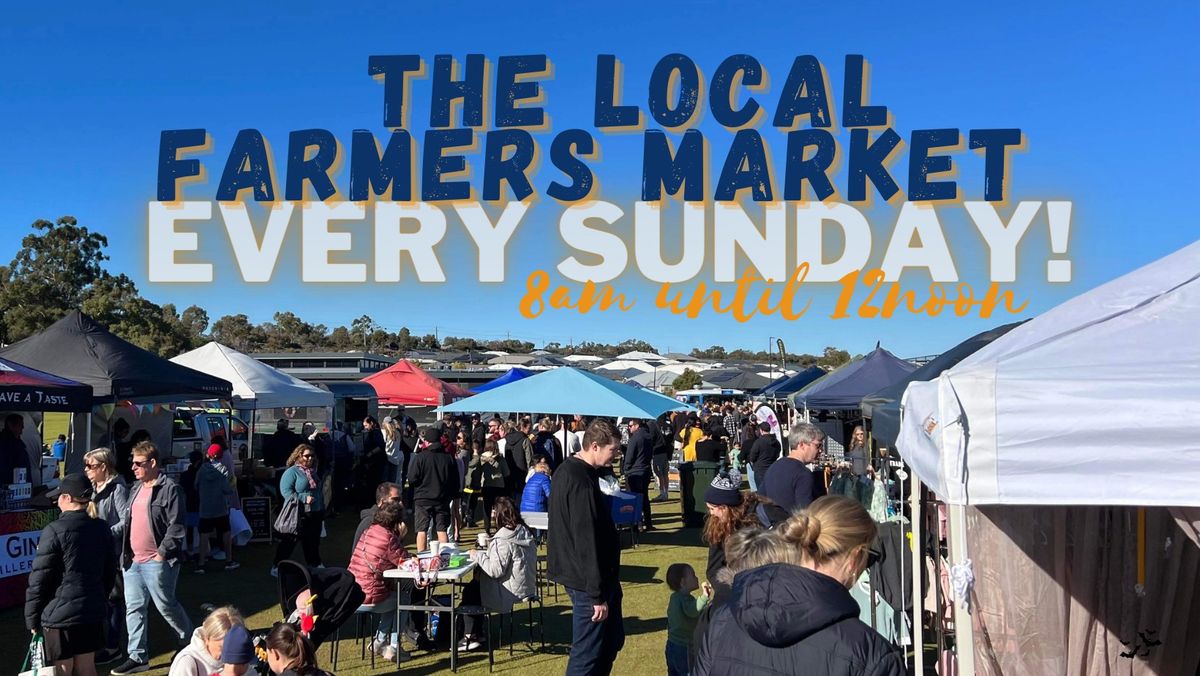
[861,322,1023,447]
[758,366,827,398]
[789,346,917,411]
[0,311,232,404]
[704,369,772,391]
[0,356,93,412]
[471,367,535,393]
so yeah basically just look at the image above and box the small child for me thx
[665,562,711,676]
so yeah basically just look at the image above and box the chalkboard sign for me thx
[241,497,273,543]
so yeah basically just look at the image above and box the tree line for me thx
[0,217,852,369]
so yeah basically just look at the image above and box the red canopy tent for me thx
[361,360,473,406]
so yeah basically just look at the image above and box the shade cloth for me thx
[170,342,333,409]
[861,322,1021,448]
[0,355,93,412]
[756,366,827,397]
[0,311,231,403]
[790,346,916,410]
[361,359,472,406]
[438,367,694,418]
[898,238,1200,507]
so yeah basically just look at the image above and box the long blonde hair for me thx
[779,495,877,568]
[723,527,800,571]
[84,447,119,483]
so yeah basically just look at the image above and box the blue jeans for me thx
[746,465,757,492]
[665,640,690,676]
[372,593,399,647]
[124,560,193,663]
[565,586,625,676]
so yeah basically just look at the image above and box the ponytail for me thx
[266,621,319,671]
[86,500,98,519]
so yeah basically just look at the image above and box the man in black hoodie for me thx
[352,482,402,548]
[549,419,624,676]
[502,420,534,503]
[407,428,458,553]
[744,422,780,492]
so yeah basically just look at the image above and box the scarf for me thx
[301,465,317,489]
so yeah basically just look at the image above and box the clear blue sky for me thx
[1,2,1196,358]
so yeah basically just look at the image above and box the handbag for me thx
[19,634,55,676]
[274,497,301,536]
[229,508,253,546]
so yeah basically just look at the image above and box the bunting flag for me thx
[100,403,116,418]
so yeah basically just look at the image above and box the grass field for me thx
[2,493,708,675]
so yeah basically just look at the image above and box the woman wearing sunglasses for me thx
[694,496,904,676]
[272,444,325,575]
[83,447,130,665]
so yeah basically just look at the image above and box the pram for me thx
[275,559,366,648]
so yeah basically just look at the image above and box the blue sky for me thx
[1,2,1196,358]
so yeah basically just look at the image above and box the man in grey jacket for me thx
[111,442,193,675]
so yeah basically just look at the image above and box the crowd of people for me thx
[16,398,905,676]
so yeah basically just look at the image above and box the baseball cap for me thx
[206,443,223,459]
[46,474,93,501]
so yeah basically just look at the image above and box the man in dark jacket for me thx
[621,418,654,530]
[25,474,117,666]
[760,423,823,513]
[694,563,905,676]
[744,422,780,492]
[548,419,625,676]
[648,416,672,502]
[353,482,402,549]
[113,442,192,675]
[407,428,459,553]
[502,421,534,502]
[263,418,302,471]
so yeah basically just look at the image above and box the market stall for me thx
[362,359,472,407]
[470,366,534,393]
[0,311,232,471]
[898,239,1200,675]
[0,356,93,609]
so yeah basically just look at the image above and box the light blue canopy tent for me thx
[439,367,695,418]
[471,367,535,393]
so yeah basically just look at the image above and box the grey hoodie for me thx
[474,524,538,613]
[168,628,223,676]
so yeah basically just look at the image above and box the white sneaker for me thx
[379,644,397,661]
[212,549,227,561]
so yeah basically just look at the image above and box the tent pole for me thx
[946,503,977,675]
[910,480,924,676]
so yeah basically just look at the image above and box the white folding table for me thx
[383,559,478,672]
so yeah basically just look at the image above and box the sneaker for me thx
[212,549,227,561]
[224,561,241,571]
[269,566,278,578]
[110,658,150,675]
[379,644,397,661]
[458,637,482,651]
[194,567,206,575]
[95,649,123,666]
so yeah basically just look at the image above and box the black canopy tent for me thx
[0,355,93,412]
[0,311,231,404]
[0,312,232,469]
[861,322,1023,448]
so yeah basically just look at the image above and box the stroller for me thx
[275,560,366,648]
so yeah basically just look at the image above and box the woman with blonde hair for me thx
[168,606,244,676]
[84,447,130,665]
[694,496,904,676]
[382,416,403,483]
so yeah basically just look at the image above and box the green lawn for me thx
[2,493,708,674]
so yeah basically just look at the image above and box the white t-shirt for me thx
[563,429,583,456]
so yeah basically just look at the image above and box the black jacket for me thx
[25,510,117,631]
[121,475,187,567]
[408,444,459,503]
[745,434,781,479]
[547,457,620,601]
[503,430,534,480]
[695,564,905,676]
[622,427,652,476]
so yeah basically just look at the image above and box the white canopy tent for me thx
[172,342,334,410]
[897,240,1200,676]
[899,239,1200,507]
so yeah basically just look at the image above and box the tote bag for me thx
[274,497,301,535]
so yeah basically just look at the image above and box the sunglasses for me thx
[84,462,103,469]
[132,459,151,468]
[301,454,315,459]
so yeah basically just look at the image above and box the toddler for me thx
[665,562,711,676]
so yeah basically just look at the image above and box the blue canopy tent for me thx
[789,346,917,411]
[756,366,827,398]
[438,367,695,419]
[860,322,1023,447]
[471,367,535,393]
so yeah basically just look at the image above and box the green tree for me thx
[672,368,702,391]
[81,273,189,356]
[817,346,851,369]
[211,314,264,352]
[0,217,110,343]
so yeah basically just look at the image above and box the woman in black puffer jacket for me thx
[25,474,117,674]
[695,495,904,676]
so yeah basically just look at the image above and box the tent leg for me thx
[85,412,92,458]
[946,503,977,676]
[910,482,924,675]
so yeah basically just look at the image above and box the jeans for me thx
[124,560,193,663]
[372,593,400,647]
[746,465,757,492]
[625,473,652,528]
[665,640,690,676]
[565,586,625,676]
[652,454,670,496]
